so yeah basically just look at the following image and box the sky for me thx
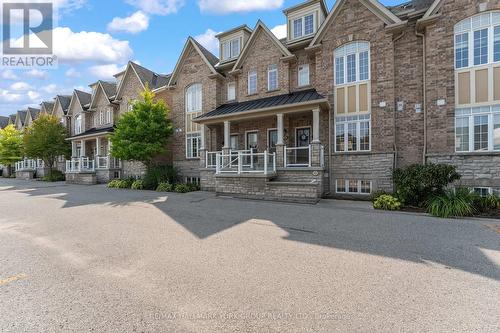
[0,0,406,117]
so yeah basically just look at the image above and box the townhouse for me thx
[4,0,499,202]
[64,62,171,184]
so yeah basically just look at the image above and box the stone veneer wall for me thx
[65,172,97,185]
[121,161,146,179]
[331,153,395,195]
[427,154,500,188]
[15,170,34,180]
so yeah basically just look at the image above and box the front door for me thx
[230,135,239,151]
[268,129,278,153]
[246,131,258,152]
[295,127,311,165]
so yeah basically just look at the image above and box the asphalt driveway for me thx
[0,179,499,332]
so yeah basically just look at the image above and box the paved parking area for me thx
[0,179,499,332]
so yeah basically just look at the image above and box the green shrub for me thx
[107,179,120,188]
[472,193,500,213]
[373,194,402,211]
[131,179,145,190]
[156,182,173,192]
[143,165,179,190]
[42,170,65,182]
[426,188,475,218]
[108,178,134,189]
[174,183,190,193]
[394,164,461,207]
[188,182,200,191]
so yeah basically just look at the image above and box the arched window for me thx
[334,41,371,153]
[186,83,202,113]
[185,84,202,158]
[454,12,500,153]
[454,12,500,69]
[334,41,370,86]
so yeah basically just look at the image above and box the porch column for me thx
[71,141,77,158]
[222,121,231,168]
[80,140,86,157]
[96,137,101,156]
[312,108,320,144]
[275,113,285,168]
[199,124,207,168]
[310,108,322,168]
[223,121,230,149]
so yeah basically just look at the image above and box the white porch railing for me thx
[15,159,36,171]
[284,145,311,167]
[215,150,275,175]
[206,151,221,169]
[96,155,121,170]
[66,157,95,173]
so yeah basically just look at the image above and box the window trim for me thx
[267,128,278,150]
[290,13,315,40]
[267,64,278,91]
[335,179,372,195]
[185,83,203,113]
[245,130,259,151]
[248,70,257,95]
[334,41,371,87]
[227,82,236,101]
[454,106,500,153]
[298,64,310,87]
[454,11,500,70]
[186,132,201,159]
[334,114,372,153]
[221,37,241,61]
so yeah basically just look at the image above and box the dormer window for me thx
[221,38,240,61]
[291,13,315,40]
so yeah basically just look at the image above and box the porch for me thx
[194,89,329,203]
[66,132,121,184]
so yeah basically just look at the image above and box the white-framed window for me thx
[248,70,257,95]
[336,179,372,194]
[127,100,136,112]
[334,41,370,86]
[186,133,201,158]
[455,105,500,152]
[74,115,82,134]
[335,114,371,152]
[298,64,310,87]
[268,64,278,91]
[99,110,104,125]
[291,13,315,40]
[227,82,236,101]
[106,108,112,124]
[186,84,202,113]
[185,83,202,158]
[470,187,500,197]
[454,12,500,69]
[221,38,241,61]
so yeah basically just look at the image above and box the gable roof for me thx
[310,0,403,46]
[232,20,293,72]
[75,90,91,108]
[40,101,55,114]
[421,0,442,19]
[0,116,9,129]
[16,110,27,126]
[168,37,220,86]
[55,95,72,115]
[27,107,40,120]
[115,61,171,99]
[90,81,117,109]
[8,114,16,124]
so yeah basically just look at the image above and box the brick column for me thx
[310,108,322,168]
[199,148,207,168]
[275,144,284,168]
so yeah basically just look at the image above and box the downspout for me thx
[392,31,405,172]
[415,29,427,165]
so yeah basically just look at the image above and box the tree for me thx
[110,86,173,168]
[0,124,24,176]
[23,114,70,176]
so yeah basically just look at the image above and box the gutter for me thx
[392,30,405,172]
[416,28,427,165]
